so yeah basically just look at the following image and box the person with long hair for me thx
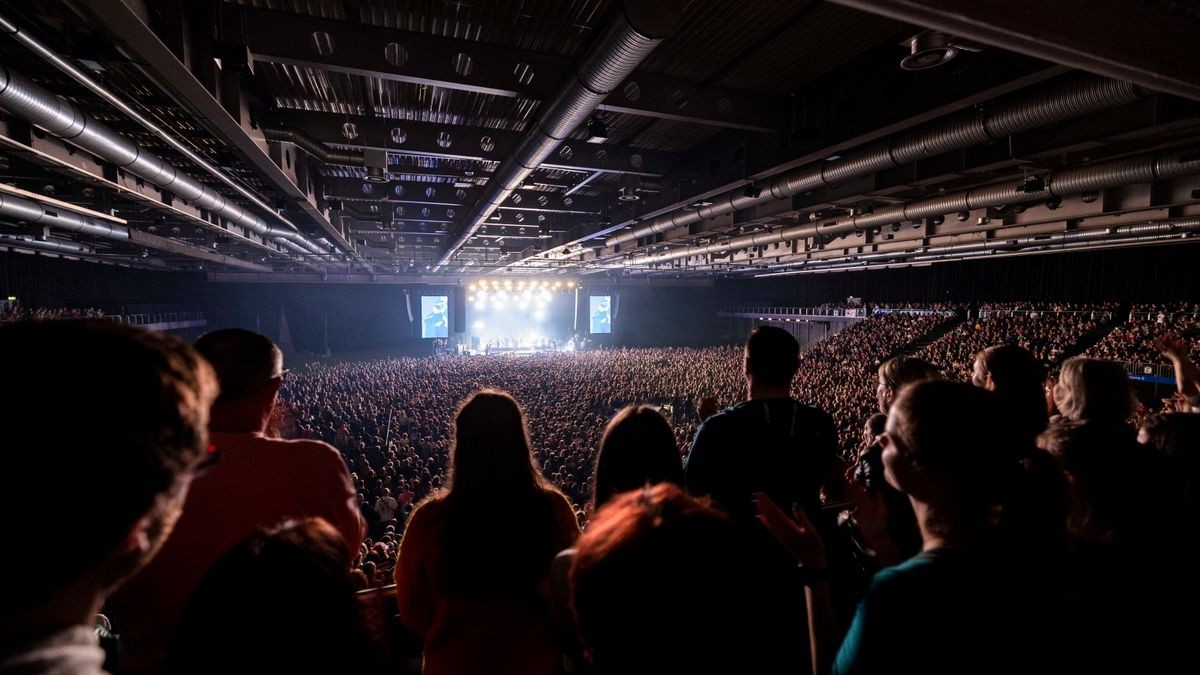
[1053,357,1136,424]
[591,405,685,512]
[393,389,580,675]
[550,405,686,672]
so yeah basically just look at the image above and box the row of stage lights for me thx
[468,279,577,292]
[468,279,577,313]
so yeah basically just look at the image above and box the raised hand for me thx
[753,492,827,571]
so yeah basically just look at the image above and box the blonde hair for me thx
[1053,357,1135,423]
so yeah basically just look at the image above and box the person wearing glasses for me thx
[109,329,364,675]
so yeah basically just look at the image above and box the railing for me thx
[104,311,206,326]
[1118,359,1176,383]
[1129,311,1200,321]
[718,306,869,318]
[873,307,957,317]
[977,308,1114,319]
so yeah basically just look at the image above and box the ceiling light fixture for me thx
[586,115,609,144]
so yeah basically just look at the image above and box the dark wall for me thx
[204,283,442,353]
[724,242,1200,306]
[583,284,742,347]
[8,241,1200,352]
[0,250,205,312]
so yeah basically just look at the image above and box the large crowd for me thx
[917,303,1114,379]
[0,304,105,321]
[4,302,1200,675]
[1087,302,1200,364]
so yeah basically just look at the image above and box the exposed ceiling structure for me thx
[0,0,1199,281]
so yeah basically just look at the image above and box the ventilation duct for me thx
[0,192,129,240]
[263,127,364,167]
[606,75,1147,249]
[0,233,95,254]
[755,218,1200,275]
[0,64,327,258]
[624,148,1200,267]
[437,0,679,267]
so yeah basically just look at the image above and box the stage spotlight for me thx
[468,294,475,302]
[566,281,576,289]
[534,308,546,321]
[473,320,485,331]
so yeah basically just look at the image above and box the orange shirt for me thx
[394,490,580,675]
[108,432,364,674]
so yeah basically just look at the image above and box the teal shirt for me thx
[834,549,1051,675]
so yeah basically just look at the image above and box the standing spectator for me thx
[394,390,579,675]
[1052,357,1136,424]
[972,345,1049,443]
[0,320,217,675]
[373,488,399,534]
[685,326,837,674]
[109,329,364,674]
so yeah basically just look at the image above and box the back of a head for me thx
[0,320,217,611]
[194,328,282,404]
[745,326,800,389]
[1054,357,1135,424]
[889,381,1025,516]
[441,389,558,595]
[1039,421,1150,538]
[593,406,684,510]
[878,356,942,391]
[449,389,538,495]
[570,484,760,675]
[171,518,376,674]
[978,345,1049,439]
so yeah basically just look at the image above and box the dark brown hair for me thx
[0,319,217,609]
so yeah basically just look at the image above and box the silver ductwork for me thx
[753,218,1200,276]
[0,65,327,257]
[0,192,129,240]
[263,127,364,167]
[437,0,679,266]
[607,75,1146,248]
[756,218,1200,274]
[0,14,332,257]
[0,233,95,254]
[625,148,1200,267]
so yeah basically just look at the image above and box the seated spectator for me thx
[570,484,770,675]
[1052,357,1136,424]
[394,389,579,675]
[108,329,363,674]
[169,518,380,674]
[0,320,217,675]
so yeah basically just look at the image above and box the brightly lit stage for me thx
[465,279,578,353]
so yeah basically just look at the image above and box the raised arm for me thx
[754,493,835,675]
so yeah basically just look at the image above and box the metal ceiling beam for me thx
[66,0,369,271]
[273,111,674,177]
[230,5,789,133]
[501,58,1066,271]
[320,178,606,214]
[829,0,1200,102]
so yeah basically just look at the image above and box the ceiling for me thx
[0,0,1198,281]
